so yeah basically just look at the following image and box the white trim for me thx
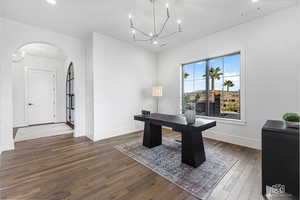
[72,62,76,135]
[240,49,246,123]
[179,48,246,125]
[162,126,259,149]
[24,67,28,126]
[93,129,143,142]
[197,115,246,126]
[203,130,260,150]
[13,121,28,128]
[86,134,94,141]
[24,67,57,125]
[25,52,66,62]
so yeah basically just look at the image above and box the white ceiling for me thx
[1,0,299,52]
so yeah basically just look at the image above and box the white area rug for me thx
[15,123,73,142]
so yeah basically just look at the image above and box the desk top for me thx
[134,113,216,132]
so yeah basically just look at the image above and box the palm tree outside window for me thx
[223,80,235,92]
[182,52,241,120]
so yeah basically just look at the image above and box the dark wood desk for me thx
[134,113,216,168]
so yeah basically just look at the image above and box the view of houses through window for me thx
[182,52,241,120]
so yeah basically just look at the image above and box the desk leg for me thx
[182,130,206,168]
[262,174,266,197]
[143,122,162,148]
[262,184,266,197]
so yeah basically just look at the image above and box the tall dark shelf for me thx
[262,120,299,198]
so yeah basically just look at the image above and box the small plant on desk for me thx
[283,113,300,128]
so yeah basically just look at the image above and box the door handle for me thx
[28,103,34,106]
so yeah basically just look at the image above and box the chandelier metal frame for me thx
[128,0,182,45]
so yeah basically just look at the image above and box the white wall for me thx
[0,19,86,152]
[157,6,300,149]
[0,18,5,154]
[86,33,156,141]
[12,54,67,127]
[85,36,94,140]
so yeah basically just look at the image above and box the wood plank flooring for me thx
[0,130,263,200]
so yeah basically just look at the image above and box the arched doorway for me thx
[12,42,74,142]
[66,62,75,128]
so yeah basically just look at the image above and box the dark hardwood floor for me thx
[0,130,262,200]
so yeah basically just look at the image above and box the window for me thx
[182,52,241,120]
[66,62,75,128]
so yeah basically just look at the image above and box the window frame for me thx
[66,62,75,128]
[180,50,246,125]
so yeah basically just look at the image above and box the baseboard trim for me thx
[13,122,28,128]
[89,127,261,150]
[203,130,261,150]
[162,127,260,150]
[13,122,66,129]
[85,135,94,141]
[1,144,15,153]
[93,129,143,142]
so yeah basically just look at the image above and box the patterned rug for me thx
[115,137,238,200]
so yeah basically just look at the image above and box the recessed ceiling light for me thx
[252,0,259,3]
[46,0,56,5]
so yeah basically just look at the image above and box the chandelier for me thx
[128,0,182,46]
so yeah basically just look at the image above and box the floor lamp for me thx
[152,86,163,113]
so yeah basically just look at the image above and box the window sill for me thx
[196,115,247,126]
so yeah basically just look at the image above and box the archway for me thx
[12,42,74,142]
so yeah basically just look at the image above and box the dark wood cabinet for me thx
[262,120,299,198]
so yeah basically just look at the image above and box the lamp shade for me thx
[152,86,163,97]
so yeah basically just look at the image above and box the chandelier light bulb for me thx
[153,40,158,45]
[166,3,169,8]
[252,0,259,2]
[177,19,182,24]
[128,13,133,19]
[131,29,136,34]
[149,33,153,37]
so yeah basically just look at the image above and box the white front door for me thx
[27,68,56,125]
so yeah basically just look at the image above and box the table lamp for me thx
[152,86,163,112]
